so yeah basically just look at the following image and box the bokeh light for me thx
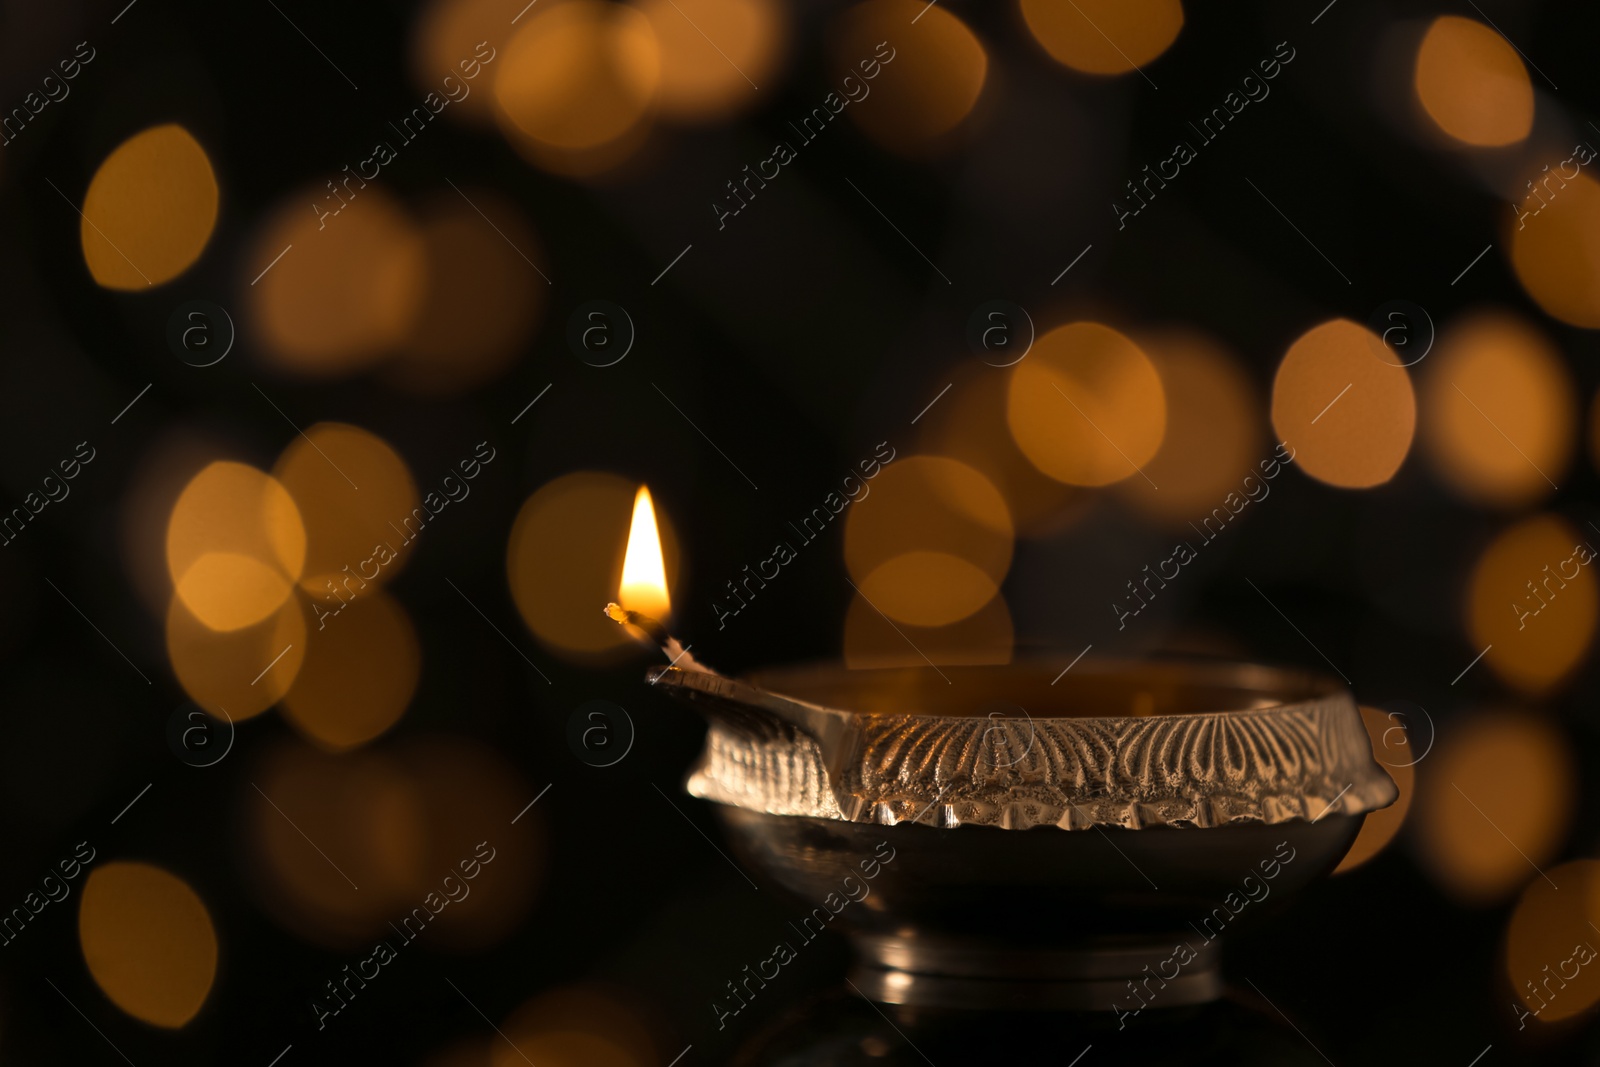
[1271,319,1415,489]
[494,0,660,175]
[1420,311,1573,509]
[1019,0,1183,76]
[1115,331,1262,525]
[633,0,780,122]
[844,588,1013,668]
[246,187,426,378]
[79,863,217,1028]
[1504,860,1600,1025]
[1008,322,1166,488]
[1413,16,1533,147]
[1334,706,1415,875]
[1468,514,1597,693]
[251,737,542,949]
[410,0,531,128]
[166,461,305,632]
[830,0,986,154]
[280,589,420,751]
[166,589,306,718]
[844,455,1012,627]
[1509,172,1600,329]
[921,365,1081,539]
[273,422,419,595]
[388,192,545,394]
[81,124,218,289]
[1415,709,1575,905]
[494,985,656,1067]
[507,471,681,658]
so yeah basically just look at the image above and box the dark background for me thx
[0,0,1597,1062]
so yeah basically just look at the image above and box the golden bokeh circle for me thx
[1415,709,1575,905]
[507,472,681,658]
[1509,172,1600,329]
[280,589,420,751]
[246,188,426,378]
[389,192,545,394]
[1115,331,1262,525]
[166,590,307,719]
[1421,311,1573,508]
[79,862,218,1028]
[1271,319,1415,489]
[166,461,306,632]
[1019,0,1183,76]
[1504,860,1600,1025]
[1467,514,1597,693]
[634,0,780,122]
[494,0,661,166]
[273,422,420,595]
[1008,322,1166,487]
[1333,706,1415,875]
[81,124,218,289]
[830,0,986,154]
[922,366,1081,540]
[1414,15,1533,147]
[844,455,1013,627]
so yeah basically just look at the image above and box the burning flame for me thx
[619,485,670,619]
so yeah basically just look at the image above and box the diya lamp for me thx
[606,485,1397,1059]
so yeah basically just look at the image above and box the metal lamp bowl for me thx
[652,657,1396,1010]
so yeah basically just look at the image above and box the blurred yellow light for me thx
[1334,706,1415,875]
[1468,514,1597,693]
[1271,319,1415,489]
[1509,172,1600,329]
[166,461,305,632]
[831,0,986,154]
[273,422,420,596]
[1416,709,1575,905]
[1414,16,1533,147]
[1504,861,1600,1025]
[508,472,680,658]
[389,192,544,394]
[495,986,655,1067]
[633,0,780,122]
[246,188,425,378]
[1116,331,1261,525]
[174,552,296,633]
[1008,322,1166,487]
[280,589,419,752]
[166,589,306,718]
[250,736,543,950]
[81,123,218,289]
[79,863,217,1028]
[619,486,671,619]
[1020,0,1182,76]
[922,366,1082,540]
[410,0,533,128]
[1421,311,1573,508]
[844,455,1012,627]
[844,588,1012,668]
[494,0,660,173]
